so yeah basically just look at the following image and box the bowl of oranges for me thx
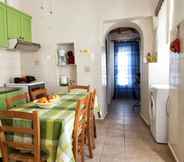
[33,95,60,108]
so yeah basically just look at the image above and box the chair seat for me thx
[9,151,48,162]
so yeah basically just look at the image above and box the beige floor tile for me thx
[84,99,175,162]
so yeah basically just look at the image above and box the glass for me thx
[117,46,132,86]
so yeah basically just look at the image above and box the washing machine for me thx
[149,84,170,143]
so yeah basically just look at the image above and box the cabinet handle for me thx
[19,37,24,40]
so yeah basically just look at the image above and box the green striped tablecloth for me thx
[56,91,101,116]
[27,91,101,114]
[2,107,75,162]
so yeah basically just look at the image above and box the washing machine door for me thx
[149,91,156,137]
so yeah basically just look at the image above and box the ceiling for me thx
[109,28,140,41]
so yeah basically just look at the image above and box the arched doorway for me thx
[104,21,143,110]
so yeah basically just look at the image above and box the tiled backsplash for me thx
[0,50,21,86]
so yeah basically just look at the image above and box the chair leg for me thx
[87,127,93,158]
[73,138,78,162]
[80,129,85,162]
[84,129,87,144]
[91,118,95,149]
[93,114,97,138]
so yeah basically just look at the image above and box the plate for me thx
[33,96,60,108]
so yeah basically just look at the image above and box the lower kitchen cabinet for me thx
[0,89,24,110]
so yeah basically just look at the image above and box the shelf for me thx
[56,42,77,88]
[58,64,76,67]
[59,84,68,87]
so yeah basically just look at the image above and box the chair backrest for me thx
[87,90,96,126]
[30,88,48,100]
[68,85,90,93]
[73,95,90,160]
[89,89,96,111]
[6,93,28,109]
[0,111,40,162]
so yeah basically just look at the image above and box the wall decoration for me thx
[80,49,91,55]
[146,52,157,63]
[40,0,53,15]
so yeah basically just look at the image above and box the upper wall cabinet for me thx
[0,3,32,47]
[6,5,32,41]
[7,6,22,39]
[0,3,8,47]
[21,14,32,41]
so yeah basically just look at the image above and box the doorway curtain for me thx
[114,41,140,99]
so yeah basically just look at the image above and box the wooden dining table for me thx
[0,91,100,162]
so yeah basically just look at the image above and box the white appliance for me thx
[7,82,45,101]
[149,84,170,143]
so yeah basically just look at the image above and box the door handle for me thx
[166,95,170,117]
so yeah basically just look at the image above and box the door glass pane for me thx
[117,46,132,86]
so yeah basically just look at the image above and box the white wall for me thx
[149,0,170,87]
[150,0,160,12]
[170,0,184,31]
[133,18,154,124]
[106,37,114,105]
[1,0,155,118]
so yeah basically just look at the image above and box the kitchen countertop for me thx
[0,87,21,94]
[7,81,45,86]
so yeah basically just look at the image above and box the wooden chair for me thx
[68,85,90,93]
[91,90,97,139]
[0,110,47,162]
[6,93,28,109]
[85,90,97,158]
[73,95,90,162]
[30,88,48,101]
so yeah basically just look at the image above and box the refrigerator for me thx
[168,22,184,162]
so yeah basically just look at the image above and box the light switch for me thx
[84,66,90,72]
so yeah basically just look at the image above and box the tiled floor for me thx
[85,99,175,162]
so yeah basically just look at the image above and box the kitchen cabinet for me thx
[0,3,32,49]
[0,2,8,47]
[0,88,23,110]
[0,94,6,110]
[168,90,181,161]
[178,58,184,162]
[168,55,184,162]
[21,14,32,41]
[7,6,22,39]
[6,5,32,41]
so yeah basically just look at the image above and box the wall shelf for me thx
[57,64,76,67]
[56,42,77,87]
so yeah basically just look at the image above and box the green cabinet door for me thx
[21,14,32,41]
[7,6,21,39]
[0,3,8,47]
[0,94,6,110]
